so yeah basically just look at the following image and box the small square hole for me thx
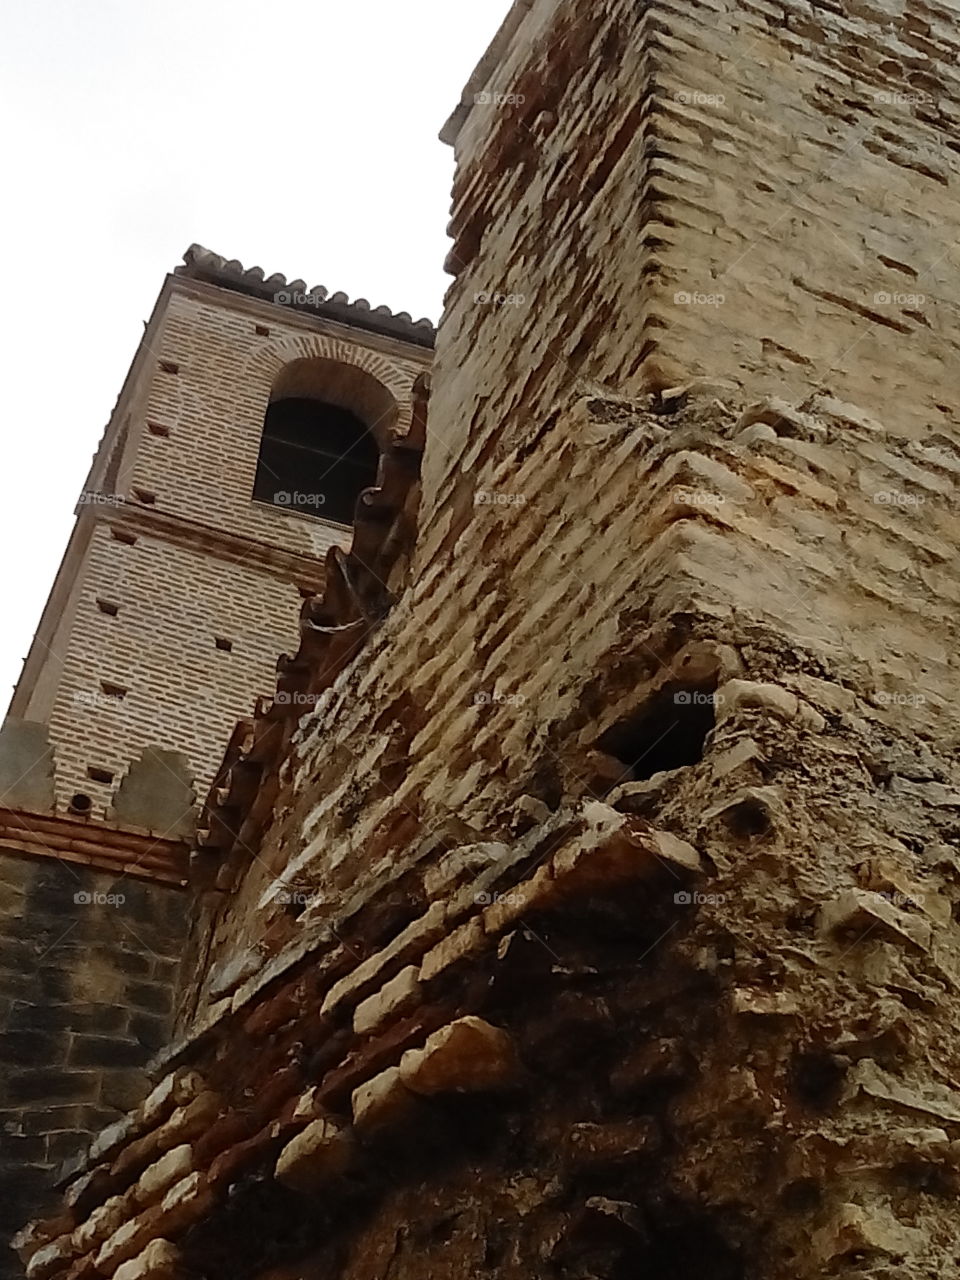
[159,361,179,374]
[110,528,137,545]
[147,422,171,438]
[132,488,156,505]
[215,637,233,652]
[96,599,119,617]
[100,681,127,699]
[86,766,115,785]
[255,324,270,336]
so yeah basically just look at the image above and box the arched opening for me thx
[252,357,397,527]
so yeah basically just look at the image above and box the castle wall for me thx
[0,857,184,1280]
[189,0,960,988]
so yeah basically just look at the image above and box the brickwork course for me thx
[13,0,960,1279]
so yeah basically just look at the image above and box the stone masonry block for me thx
[399,1017,520,1096]
[419,918,486,985]
[351,1068,419,1134]
[132,1145,192,1209]
[274,1116,356,1194]
[353,965,422,1037]
[112,1240,181,1280]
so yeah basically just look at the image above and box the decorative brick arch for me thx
[242,333,418,438]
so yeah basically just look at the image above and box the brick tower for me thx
[0,246,432,1265]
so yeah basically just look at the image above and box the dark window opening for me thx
[68,793,93,816]
[87,766,115,784]
[252,397,379,526]
[100,681,127,699]
[215,637,233,652]
[96,599,119,617]
[255,324,270,336]
[132,488,156,505]
[159,360,179,374]
[597,682,716,782]
[147,421,171,438]
[110,528,137,545]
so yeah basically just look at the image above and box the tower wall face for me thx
[420,0,960,535]
[44,528,304,823]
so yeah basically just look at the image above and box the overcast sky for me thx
[0,0,513,710]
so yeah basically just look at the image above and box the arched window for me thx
[252,358,395,527]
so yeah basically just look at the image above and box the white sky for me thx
[0,0,513,711]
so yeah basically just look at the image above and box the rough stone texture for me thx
[0,859,184,1278]
[16,0,960,1278]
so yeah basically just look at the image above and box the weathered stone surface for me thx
[132,1146,191,1209]
[419,919,485,985]
[351,1067,419,1134]
[94,1209,163,1277]
[399,1018,520,1096]
[820,888,933,952]
[274,1116,355,1193]
[353,965,422,1036]
[112,1240,180,1280]
[156,1173,213,1235]
[23,1237,77,1280]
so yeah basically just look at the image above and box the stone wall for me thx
[0,856,184,1280]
